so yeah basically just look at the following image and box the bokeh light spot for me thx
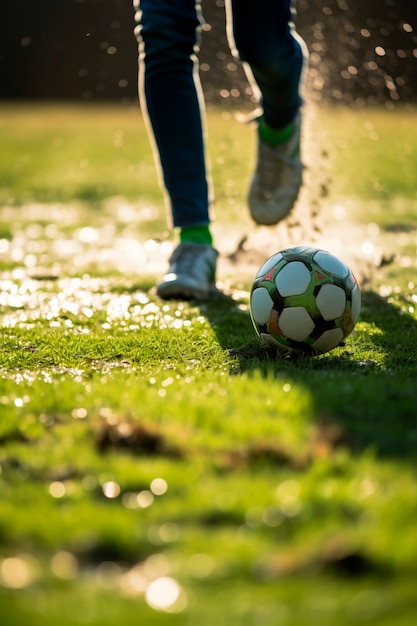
[150,478,168,496]
[145,577,187,613]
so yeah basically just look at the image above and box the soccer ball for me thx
[250,246,361,356]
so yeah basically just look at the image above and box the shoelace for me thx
[172,246,203,275]
[256,141,300,189]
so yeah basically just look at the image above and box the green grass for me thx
[0,101,417,625]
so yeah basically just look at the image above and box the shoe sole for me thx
[156,282,216,300]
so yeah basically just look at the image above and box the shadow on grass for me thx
[200,289,417,460]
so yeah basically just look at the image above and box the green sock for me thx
[180,224,213,246]
[258,117,296,147]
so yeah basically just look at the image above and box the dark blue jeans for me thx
[134,0,307,228]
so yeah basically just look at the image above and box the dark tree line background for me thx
[0,0,416,107]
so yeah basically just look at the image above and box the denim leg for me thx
[135,0,210,228]
[227,0,308,129]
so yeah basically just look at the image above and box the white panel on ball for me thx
[312,328,344,353]
[275,262,311,296]
[313,251,349,278]
[279,307,315,341]
[351,284,361,324]
[250,288,273,324]
[255,252,283,279]
[316,284,346,320]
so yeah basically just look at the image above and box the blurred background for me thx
[0,0,416,108]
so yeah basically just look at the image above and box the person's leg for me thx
[135,0,211,232]
[227,0,306,130]
[135,0,217,299]
[226,0,308,225]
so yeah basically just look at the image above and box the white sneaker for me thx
[248,112,303,226]
[156,242,219,300]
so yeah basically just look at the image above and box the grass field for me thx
[0,101,417,625]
